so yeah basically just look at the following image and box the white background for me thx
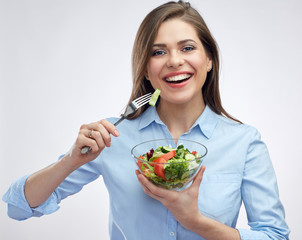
[1,0,301,239]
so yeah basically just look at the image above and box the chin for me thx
[165,95,195,106]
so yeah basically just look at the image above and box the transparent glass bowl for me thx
[131,138,207,190]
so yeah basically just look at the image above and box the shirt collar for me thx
[193,105,218,139]
[138,105,218,139]
[138,106,164,130]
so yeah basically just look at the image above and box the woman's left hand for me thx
[135,166,206,231]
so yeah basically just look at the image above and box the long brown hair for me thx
[126,1,241,123]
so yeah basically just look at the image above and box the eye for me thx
[182,45,195,52]
[152,49,166,56]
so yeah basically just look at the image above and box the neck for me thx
[157,98,205,139]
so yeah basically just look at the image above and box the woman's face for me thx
[146,18,212,106]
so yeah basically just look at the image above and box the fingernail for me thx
[114,129,119,136]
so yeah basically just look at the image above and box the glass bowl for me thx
[131,138,207,190]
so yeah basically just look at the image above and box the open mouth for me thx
[164,73,192,84]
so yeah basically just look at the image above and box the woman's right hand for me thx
[66,119,120,170]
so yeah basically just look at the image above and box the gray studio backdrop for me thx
[1,0,301,239]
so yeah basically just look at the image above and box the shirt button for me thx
[169,231,175,236]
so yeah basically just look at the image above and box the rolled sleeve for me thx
[238,228,268,239]
[2,174,60,220]
[3,155,101,221]
[238,227,290,240]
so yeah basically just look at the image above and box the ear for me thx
[145,71,150,80]
[207,58,213,72]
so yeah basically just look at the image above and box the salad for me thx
[137,144,202,189]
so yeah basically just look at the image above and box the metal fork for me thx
[81,92,152,154]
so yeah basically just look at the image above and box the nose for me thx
[166,51,184,68]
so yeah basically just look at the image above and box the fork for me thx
[81,92,152,154]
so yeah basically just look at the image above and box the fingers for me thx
[136,166,206,203]
[191,166,206,189]
[78,119,120,153]
[135,170,168,201]
[91,123,111,147]
[98,119,120,137]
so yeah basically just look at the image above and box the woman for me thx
[3,1,290,239]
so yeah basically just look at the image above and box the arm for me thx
[3,119,119,219]
[24,155,79,208]
[3,157,101,220]
[237,129,290,240]
[25,119,119,208]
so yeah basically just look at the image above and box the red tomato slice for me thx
[137,160,142,169]
[150,150,176,167]
[153,157,167,180]
[161,150,176,160]
[137,156,148,170]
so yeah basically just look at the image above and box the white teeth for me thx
[165,74,191,82]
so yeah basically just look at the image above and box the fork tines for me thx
[132,92,152,108]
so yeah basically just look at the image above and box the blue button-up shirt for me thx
[3,105,290,239]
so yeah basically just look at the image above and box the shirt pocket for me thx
[198,173,242,220]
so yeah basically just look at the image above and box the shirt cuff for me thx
[237,228,269,240]
[2,174,60,220]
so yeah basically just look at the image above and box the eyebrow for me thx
[153,39,197,48]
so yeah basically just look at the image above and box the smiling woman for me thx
[128,1,240,124]
[2,1,292,240]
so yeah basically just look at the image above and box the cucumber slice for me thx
[185,153,195,161]
[162,146,176,153]
[149,88,161,106]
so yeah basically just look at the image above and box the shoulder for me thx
[106,115,143,134]
[215,114,261,140]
